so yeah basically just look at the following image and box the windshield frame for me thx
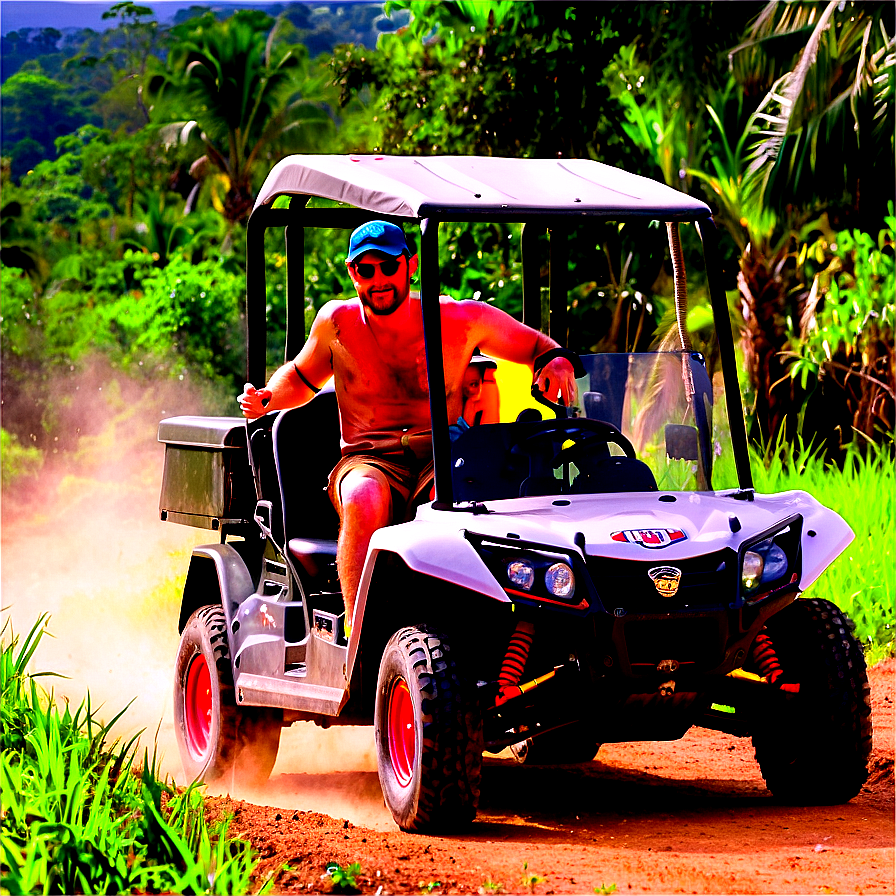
[244,202,753,506]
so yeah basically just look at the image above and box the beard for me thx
[360,286,405,316]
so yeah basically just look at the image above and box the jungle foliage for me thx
[1,0,893,464]
[4,9,890,889]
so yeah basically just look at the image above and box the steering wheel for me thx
[511,419,635,465]
[553,428,636,469]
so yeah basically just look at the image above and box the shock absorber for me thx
[750,627,800,693]
[495,620,535,706]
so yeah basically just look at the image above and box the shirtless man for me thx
[239,220,577,631]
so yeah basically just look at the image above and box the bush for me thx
[102,253,246,386]
[0,615,259,894]
[0,264,41,361]
[0,429,43,492]
[792,208,895,442]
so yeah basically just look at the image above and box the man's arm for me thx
[238,303,337,419]
[466,302,579,408]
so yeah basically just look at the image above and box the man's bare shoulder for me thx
[440,297,492,318]
[313,297,362,331]
[317,297,361,320]
[442,298,515,327]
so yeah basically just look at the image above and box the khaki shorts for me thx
[328,451,435,523]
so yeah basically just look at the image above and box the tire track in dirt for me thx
[210,659,893,895]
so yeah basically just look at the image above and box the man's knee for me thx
[339,467,393,527]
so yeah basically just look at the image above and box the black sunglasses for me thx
[351,257,402,279]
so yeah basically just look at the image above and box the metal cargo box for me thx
[158,416,255,530]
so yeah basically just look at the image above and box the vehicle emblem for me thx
[611,528,687,548]
[648,566,682,597]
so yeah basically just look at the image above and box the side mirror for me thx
[583,391,608,420]
[665,424,699,461]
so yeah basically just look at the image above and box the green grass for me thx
[750,438,894,663]
[0,614,260,895]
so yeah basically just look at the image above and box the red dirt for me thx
[207,659,894,895]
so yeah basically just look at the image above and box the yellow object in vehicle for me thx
[494,360,545,421]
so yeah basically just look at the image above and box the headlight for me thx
[741,538,790,596]
[507,559,535,591]
[469,534,587,607]
[742,550,764,592]
[545,562,575,597]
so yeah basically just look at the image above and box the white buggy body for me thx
[158,155,871,832]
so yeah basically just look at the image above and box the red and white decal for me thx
[610,528,688,548]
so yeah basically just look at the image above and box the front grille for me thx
[622,616,723,666]
[586,548,737,614]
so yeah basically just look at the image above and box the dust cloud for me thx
[234,731,392,829]
[2,361,207,776]
[1,362,394,828]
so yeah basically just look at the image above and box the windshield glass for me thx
[450,352,737,502]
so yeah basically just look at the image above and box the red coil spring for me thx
[496,621,535,705]
[750,629,783,683]
[751,628,800,692]
[498,621,535,686]
[752,628,784,684]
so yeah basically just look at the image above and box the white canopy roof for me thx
[253,154,711,219]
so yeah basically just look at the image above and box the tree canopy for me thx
[0,0,892,456]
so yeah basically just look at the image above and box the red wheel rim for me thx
[387,678,416,788]
[184,653,212,760]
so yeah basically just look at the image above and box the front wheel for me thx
[751,598,872,804]
[375,627,482,832]
[174,605,282,788]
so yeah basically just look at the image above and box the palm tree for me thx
[731,0,895,229]
[147,10,334,224]
[688,2,895,449]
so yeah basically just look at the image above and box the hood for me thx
[415,489,853,590]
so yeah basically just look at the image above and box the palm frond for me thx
[740,1,895,212]
[744,1,837,185]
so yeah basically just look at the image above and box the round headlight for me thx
[742,550,764,593]
[545,562,575,598]
[507,559,535,591]
[762,543,788,582]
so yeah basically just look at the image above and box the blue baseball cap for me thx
[347,221,410,262]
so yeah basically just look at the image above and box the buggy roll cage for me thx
[244,155,752,508]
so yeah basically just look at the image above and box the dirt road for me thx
[210,659,894,895]
[3,422,892,896]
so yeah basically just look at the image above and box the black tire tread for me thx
[378,626,483,832]
[175,605,281,787]
[752,598,872,804]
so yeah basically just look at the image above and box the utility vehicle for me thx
[159,155,871,832]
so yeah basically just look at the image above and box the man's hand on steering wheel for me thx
[534,356,578,409]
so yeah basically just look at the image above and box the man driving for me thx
[239,220,577,632]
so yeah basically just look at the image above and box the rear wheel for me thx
[375,626,482,832]
[751,598,872,804]
[174,605,282,787]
